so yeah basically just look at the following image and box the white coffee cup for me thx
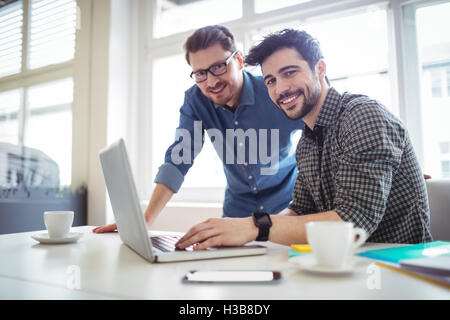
[44,211,74,238]
[306,221,367,269]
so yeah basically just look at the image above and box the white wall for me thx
[86,0,110,226]
[72,0,91,192]
[104,0,141,224]
[72,0,111,226]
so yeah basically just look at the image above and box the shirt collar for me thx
[214,70,255,109]
[303,87,341,140]
[314,87,342,128]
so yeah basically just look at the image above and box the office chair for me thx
[426,179,450,241]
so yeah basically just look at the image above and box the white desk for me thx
[0,226,448,300]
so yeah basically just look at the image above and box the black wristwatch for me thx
[252,212,272,241]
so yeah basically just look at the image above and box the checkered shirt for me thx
[289,87,433,244]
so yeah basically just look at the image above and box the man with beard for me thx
[175,29,432,249]
[93,25,303,234]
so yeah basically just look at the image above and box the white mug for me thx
[44,211,74,238]
[306,221,367,269]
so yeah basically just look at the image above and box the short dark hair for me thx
[245,29,324,72]
[183,25,237,65]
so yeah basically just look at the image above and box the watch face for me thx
[254,212,272,227]
[259,215,270,226]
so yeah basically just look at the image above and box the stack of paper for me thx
[357,241,450,288]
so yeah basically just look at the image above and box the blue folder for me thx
[356,241,450,264]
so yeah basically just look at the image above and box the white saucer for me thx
[31,232,83,244]
[290,255,355,274]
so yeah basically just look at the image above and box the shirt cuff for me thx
[334,205,377,238]
[154,163,185,193]
[288,203,301,215]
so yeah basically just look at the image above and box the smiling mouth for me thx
[278,92,302,110]
[209,84,226,95]
[281,95,298,104]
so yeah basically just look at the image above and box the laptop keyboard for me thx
[150,235,194,252]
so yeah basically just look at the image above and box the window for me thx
[154,0,242,38]
[145,0,450,203]
[28,0,77,69]
[150,40,244,195]
[440,141,450,178]
[0,0,76,187]
[447,68,450,96]
[25,78,73,186]
[430,69,442,98]
[249,6,392,111]
[152,54,227,188]
[0,0,22,77]
[0,89,21,144]
[442,160,450,178]
[152,54,190,177]
[440,141,450,155]
[255,0,312,13]
[414,1,450,178]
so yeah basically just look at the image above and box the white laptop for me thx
[99,139,267,263]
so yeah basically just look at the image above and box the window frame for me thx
[395,0,450,178]
[0,0,77,186]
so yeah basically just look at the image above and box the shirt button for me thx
[248,175,253,179]
[239,142,244,147]
[259,206,264,210]
[253,187,257,191]
[244,162,248,166]
[234,121,238,125]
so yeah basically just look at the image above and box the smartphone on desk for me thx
[183,270,282,283]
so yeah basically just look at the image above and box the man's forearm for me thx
[269,210,342,245]
[144,183,175,226]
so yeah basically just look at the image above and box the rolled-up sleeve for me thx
[154,162,185,193]
[333,102,404,237]
[288,173,317,215]
[288,140,317,215]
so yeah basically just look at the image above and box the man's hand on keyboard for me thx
[92,223,117,233]
[175,217,258,250]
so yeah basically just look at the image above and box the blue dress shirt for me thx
[154,71,304,217]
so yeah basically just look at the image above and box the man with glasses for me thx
[93,25,303,233]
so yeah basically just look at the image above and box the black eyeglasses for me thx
[190,51,238,83]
